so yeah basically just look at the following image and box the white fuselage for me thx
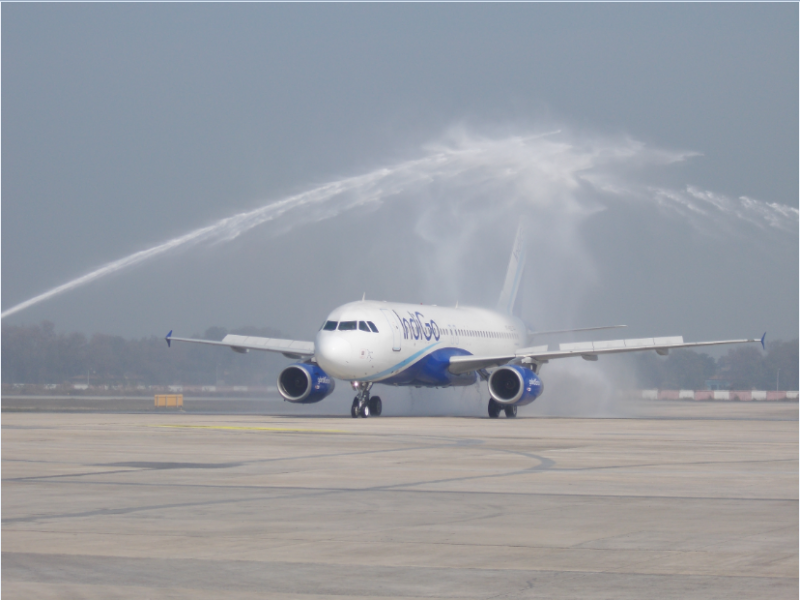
[315,300,526,387]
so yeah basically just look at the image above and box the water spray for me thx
[3,129,796,319]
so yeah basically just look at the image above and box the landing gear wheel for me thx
[488,399,501,419]
[504,405,517,418]
[368,396,382,417]
[351,382,374,420]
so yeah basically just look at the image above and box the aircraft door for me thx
[380,309,402,352]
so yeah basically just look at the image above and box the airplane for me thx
[165,226,765,418]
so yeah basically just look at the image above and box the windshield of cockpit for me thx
[321,320,379,332]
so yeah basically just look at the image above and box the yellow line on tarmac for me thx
[148,424,344,434]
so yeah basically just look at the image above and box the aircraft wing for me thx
[165,331,315,359]
[448,334,764,374]
[448,353,519,374]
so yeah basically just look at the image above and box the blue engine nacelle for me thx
[277,363,335,404]
[488,365,543,406]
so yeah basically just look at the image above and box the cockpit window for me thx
[338,321,357,331]
[367,321,379,333]
[322,321,338,331]
[358,321,370,332]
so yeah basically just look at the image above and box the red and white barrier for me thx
[640,390,798,401]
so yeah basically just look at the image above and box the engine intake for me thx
[277,363,335,403]
[488,365,543,406]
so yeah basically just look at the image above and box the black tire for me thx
[369,396,382,417]
[360,404,371,418]
[351,398,359,418]
[488,399,501,419]
[504,405,517,418]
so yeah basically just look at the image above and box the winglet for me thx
[760,332,766,350]
[166,330,173,348]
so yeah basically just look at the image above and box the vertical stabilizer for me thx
[496,224,526,315]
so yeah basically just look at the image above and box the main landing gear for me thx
[488,399,517,419]
[351,382,382,418]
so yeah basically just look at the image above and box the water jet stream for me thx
[3,130,796,319]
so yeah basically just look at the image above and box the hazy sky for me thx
[3,3,797,345]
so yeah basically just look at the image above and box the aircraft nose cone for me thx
[315,334,353,378]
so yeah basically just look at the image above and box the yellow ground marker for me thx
[147,424,344,434]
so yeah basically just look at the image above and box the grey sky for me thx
[2,3,797,344]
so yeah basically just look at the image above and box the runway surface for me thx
[3,401,797,599]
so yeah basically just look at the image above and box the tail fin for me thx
[496,224,526,315]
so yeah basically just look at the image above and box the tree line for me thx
[633,341,797,391]
[2,322,287,388]
[2,321,797,390]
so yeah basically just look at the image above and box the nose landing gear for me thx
[351,382,382,418]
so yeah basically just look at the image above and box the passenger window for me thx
[358,321,370,332]
[323,321,338,331]
[338,321,357,331]
[367,321,379,333]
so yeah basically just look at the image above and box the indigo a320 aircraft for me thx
[166,227,764,418]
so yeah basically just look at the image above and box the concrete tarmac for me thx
[3,402,797,599]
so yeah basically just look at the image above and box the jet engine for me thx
[488,365,543,406]
[277,363,335,403]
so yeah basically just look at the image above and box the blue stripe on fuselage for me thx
[365,345,478,388]
[364,342,441,381]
